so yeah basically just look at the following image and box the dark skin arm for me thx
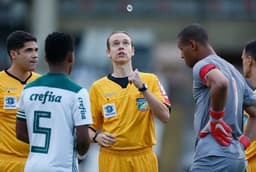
[76,125,90,156]
[16,119,29,144]
[205,68,228,112]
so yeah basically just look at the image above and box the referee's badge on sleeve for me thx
[103,103,117,118]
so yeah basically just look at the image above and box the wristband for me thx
[77,152,87,160]
[138,83,148,92]
[239,135,251,149]
[210,109,224,119]
[93,131,99,143]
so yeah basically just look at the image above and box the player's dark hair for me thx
[106,31,134,50]
[178,23,208,45]
[45,32,74,64]
[244,40,256,61]
[6,30,37,57]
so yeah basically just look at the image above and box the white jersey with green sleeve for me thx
[16,73,92,172]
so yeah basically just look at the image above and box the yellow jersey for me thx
[245,91,256,172]
[0,70,40,160]
[89,72,170,150]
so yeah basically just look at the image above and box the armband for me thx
[239,135,251,150]
[138,83,148,92]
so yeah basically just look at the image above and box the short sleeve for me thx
[193,59,217,87]
[243,84,256,106]
[89,84,103,130]
[16,90,26,120]
[193,60,216,86]
[199,64,217,85]
[152,74,171,107]
[73,88,93,126]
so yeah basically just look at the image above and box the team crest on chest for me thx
[103,103,117,118]
[136,98,148,111]
[4,96,17,109]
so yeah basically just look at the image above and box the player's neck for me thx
[112,64,133,77]
[48,64,70,75]
[7,66,31,81]
[200,46,216,59]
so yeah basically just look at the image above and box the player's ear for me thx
[67,52,74,63]
[131,46,135,57]
[248,56,255,66]
[190,40,198,51]
[9,50,17,60]
[106,48,111,58]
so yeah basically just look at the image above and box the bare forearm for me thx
[16,120,29,143]
[77,140,90,155]
[245,117,256,141]
[210,86,227,111]
[142,90,170,123]
[244,104,256,141]
[209,76,228,111]
[16,134,29,144]
[206,69,228,112]
[76,125,91,156]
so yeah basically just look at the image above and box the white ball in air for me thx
[126,4,133,12]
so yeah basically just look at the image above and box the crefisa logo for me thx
[30,91,62,104]
[78,97,86,119]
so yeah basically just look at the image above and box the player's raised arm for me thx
[128,69,170,123]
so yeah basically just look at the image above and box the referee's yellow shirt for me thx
[89,72,170,150]
[0,71,40,160]
[245,90,256,171]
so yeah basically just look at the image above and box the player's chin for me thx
[28,65,37,71]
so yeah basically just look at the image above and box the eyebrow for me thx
[113,39,130,43]
[24,47,38,51]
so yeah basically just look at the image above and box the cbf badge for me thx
[103,103,117,118]
[136,98,148,111]
[4,96,17,109]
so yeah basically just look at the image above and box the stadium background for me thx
[0,0,255,171]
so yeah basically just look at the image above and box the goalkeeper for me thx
[177,23,256,172]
